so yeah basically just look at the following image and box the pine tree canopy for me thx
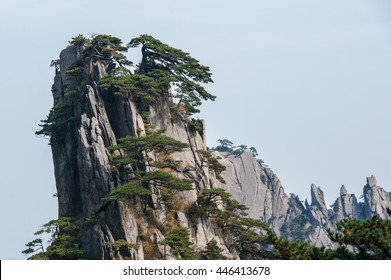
[129,34,215,114]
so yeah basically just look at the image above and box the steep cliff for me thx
[214,150,391,247]
[42,36,239,260]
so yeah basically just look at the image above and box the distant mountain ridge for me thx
[213,150,391,247]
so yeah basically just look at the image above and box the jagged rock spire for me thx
[214,151,391,248]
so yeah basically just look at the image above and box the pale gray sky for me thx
[1,0,390,259]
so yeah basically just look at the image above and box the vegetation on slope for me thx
[36,33,213,144]
[29,33,219,260]
[28,33,391,260]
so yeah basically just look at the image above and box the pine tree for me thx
[216,139,234,152]
[202,239,227,260]
[328,215,391,259]
[159,227,197,259]
[22,218,83,260]
[104,130,193,205]
[263,213,391,260]
[129,34,215,114]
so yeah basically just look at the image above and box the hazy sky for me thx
[0,0,390,259]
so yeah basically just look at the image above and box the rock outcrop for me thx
[49,43,235,259]
[363,175,391,219]
[332,185,362,221]
[214,151,391,247]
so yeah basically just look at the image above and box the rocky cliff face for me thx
[49,43,235,259]
[214,151,391,247]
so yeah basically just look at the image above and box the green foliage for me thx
[214,140,261,158]
[50,59,60,71]
[202,239,227,260]
[82,34,131,66]
[191,188,275,259]
[69,34,90,46]
[104,239,138,259]
[143,170,193,191]
[328,215,391,259]
[129,34,215,114]
[23,217,83,260]
[187,118,203,134]
[99,34,215,114]
[104,130,193,205]
[197,150,226,183]
[233,144,247,156]
[229,218,274,260]
[40,34,216,146]
[249,147,258,157]
[104,170,193,202]
[215,138,234,152]
[99,67,162,110]
[100,68,159,96]
[65,59,84,77]
[109,130,189,166]
[193,188,248,227]
[159,227,197,259]
[21,238,45,259]
[35,102,76,144]
[217,138,233,147]
[103,181,152,201]
[53,34,132,88]
[62,34,130,87]
[129,35,213,82]
[193,188,233,219]
[64,34,131,86]
[263,224,355,260]
[265,213,391,260]
[84,214,101,226]
[111,239,138,250]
